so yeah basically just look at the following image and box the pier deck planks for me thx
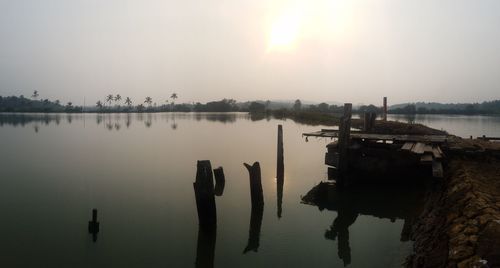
[303,130,448,143]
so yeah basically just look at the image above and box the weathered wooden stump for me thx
[243,161,265,253]
[213,167,225,196]
[244,162,264,208]
[193,160,217,228]
[88,208,100,242]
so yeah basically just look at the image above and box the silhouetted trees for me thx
[194,99,239,112]
[293,99,302,111]
[0,95,72,113]
[248,102,266,114]
[125,97,132,107]
[106,94,114,107]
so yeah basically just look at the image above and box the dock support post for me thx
[363,113,376,132]
[337,103,352,186]
[277,125,284,218]
[193,160,217,228]
[383,97,387,121]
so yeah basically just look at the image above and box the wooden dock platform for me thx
[304,103,453,184]
[303,130,449,144]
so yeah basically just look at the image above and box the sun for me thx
[268,9,302,52]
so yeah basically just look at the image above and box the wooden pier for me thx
[303,103,452,184]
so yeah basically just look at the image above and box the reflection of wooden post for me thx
[383,97,387,121]
[277,125,284,218]
[88,208,100,242]
[244,162,264,208]
[213,167,225,196]
[193,160,217,228]
[195,226,216,268]
[337,104,352,186]
[243,206,264,253]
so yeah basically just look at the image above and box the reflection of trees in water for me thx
[403,114,416,124]
[0,114,66,128]
[96,115,103,125]
[125,114,131,128]
[0,112,253,130]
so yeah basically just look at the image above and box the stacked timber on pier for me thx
[400,142,444,178]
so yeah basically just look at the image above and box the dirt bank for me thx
[407,158,500,267]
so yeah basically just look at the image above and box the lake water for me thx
[1,112,496,267]
[387,114,500,138]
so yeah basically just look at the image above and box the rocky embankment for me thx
[407,158,500,267]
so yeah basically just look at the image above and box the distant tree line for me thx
[3,92,500,115]
[0,95,80,113]
[389,100,500,115]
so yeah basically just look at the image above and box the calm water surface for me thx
[388,114,500,137]
[0,112,464,267]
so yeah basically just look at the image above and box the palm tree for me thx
[106,94,114,107]
[144,96,153,107]
[170,93,178,111]
[170,93,178,104]
[96,101,103,110]
[32,90,39,100]
[125,97,132,107]
[114,94,122,106]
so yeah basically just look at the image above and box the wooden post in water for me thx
[277,125,284,179]
[383,97,388,121]
[277,125,284,218]
[193,160,217,228]
[244,162,264,208]
[213,167,225,196]
[337,103,352,186]
[243,161,265,253]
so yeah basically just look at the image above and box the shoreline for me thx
[407,156,500,267]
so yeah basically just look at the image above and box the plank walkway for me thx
[303,130,448,143]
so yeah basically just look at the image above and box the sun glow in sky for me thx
[1,0,500,104]
[267,8,303,52]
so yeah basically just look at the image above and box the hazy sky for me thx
[1,0,500,105]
